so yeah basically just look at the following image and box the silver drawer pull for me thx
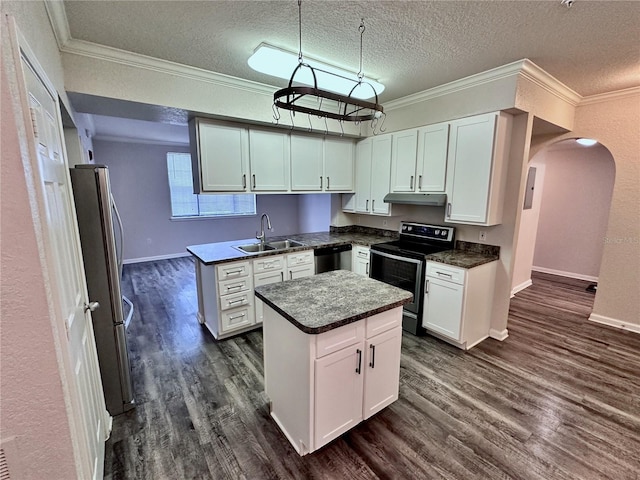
[227,284,243,291]
[225,269,243,276]
[436,271,453,278]
[229,313,246,321]
[228,298,245,305]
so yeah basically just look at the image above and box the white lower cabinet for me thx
[352,246,370,276]
[422,261,497,350]
[264,307,402,455]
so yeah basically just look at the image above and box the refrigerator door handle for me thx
[114,323,134,404]
[111,193,125,279]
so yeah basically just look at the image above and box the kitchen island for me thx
[255,270,413,455]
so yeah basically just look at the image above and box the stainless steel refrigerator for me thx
[70,164,135,415]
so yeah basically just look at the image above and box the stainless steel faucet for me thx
[256,213,272,246]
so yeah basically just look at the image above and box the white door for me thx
[254,269,284,324]
[249,129,290,191]
[363,327,402,419]
[198,121,249,192]
[390,129,418,192]
[416,122,449,193]
[290,135,323,191]
[314,342,364,450]
[324,138,354,191]
[354,139,372,213]
[370,135,392,215]
[423,277,464,340]
[8,22,109,480]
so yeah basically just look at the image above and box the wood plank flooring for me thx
[104,259,640,479]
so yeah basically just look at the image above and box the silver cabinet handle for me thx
[425,279,429,294]
[226,269,243,276]
[366,199,369,211]
[356,349,362,374]
[366,263,369,275]
[372,199,375,210]
[447,203,452,217]
[252,174,256,189]
[369,344,376,368]
[280,271,284,281]
[289,271,293,280]
[84,301,100,312]
[229,312,246,321]
[228,298,245,305]
[410,175,414,190]
[227,284,243,292]
[418,175,422,190]
[437,271,453,278]
[320,176,323,189]
[327,177,330,189]
[242,174,246,189]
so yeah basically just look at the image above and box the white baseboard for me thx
[511,279,532,297]
[489,328,509,341]
[123,252,191,264]
[531,266,598,283]
[588,313,640,334]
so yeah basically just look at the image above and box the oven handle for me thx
[369,249,424,266]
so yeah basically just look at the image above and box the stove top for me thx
[370,222,455,260]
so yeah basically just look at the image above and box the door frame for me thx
[2,15,111,479]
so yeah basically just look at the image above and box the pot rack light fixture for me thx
[576,138,598,146]
[254,0,386,135]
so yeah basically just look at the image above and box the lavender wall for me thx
[533,144,615,279]
[93,139,307,262]
[298,193,331,233]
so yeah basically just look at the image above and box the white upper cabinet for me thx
[190,119,249,193]
[390,129,418,192]
[249,129,290,191]
[370,135,393,215]
[445,112,512,225]
[416,122,449,193]
[354,139,373,213]
[323,137,354,192]
[291,135,323,191]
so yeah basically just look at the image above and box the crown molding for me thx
[384,59,527,111]
[44,0,71,50]
[579,86,640,106]
[519,59,581,106]
[93,134,189,147]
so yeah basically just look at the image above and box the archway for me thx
[511,138,616,308]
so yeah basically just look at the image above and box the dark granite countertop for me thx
[187,229,396,266]
[254,270,413,334]
[425,241,500,268]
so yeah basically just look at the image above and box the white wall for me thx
[92,139,303,261]
[532,143,615,280]
[298,194,331,233]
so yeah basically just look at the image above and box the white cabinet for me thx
[286,250,315,280]
[416,123,449,192]
[189,119,249,192]
[445,112,512,225]
[264,307,402,455]
[195,259,256,339]
[390,129,418,192]
[249,129,290,191]
[353,136,393,215]
[352,246,370,276]
[291,135,323,191]
[422,261,497,350]
[291,136,355,192]
[323,138,354,192]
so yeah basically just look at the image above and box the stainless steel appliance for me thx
[369,222,455,335]
[70,164,135,415]
[314,244,352,274]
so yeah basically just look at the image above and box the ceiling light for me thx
[248,44,385,101]
[257,0,386,134]
[576,138,598,146]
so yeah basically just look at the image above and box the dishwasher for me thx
[314,244,352,274]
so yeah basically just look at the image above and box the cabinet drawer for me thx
[218,276,252,296]
[316,321,365,359]
[217,261,251,280]
[353,246,370,259]
[254,269,284,287]
[287,250,313,267]
[220,290,252,311]
[253,255,285,273]
[366,308,402,338]
[426,262,465,285]
[220,306,255,333]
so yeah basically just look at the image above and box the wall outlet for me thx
[479,231,487,242]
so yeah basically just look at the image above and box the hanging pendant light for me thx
[272,0,386,134]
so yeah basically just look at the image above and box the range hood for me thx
[383,193,447,206]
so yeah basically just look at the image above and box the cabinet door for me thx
[352,246,370,276]
[363,327,402,420]
[324,138,354,191]
[416,123,449,193]
[198,122,249,192]
[314,342,364,450]
[390,129,418,192]
[287,263,315,281]
[254,269,284,324]
[446,114,496,223]
[354,139,372,213]
[422,277,464,340]
[249,129,290,191]
[370,135,392,215]
[291,135,323,191]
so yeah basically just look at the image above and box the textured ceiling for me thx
[63,0,640,102]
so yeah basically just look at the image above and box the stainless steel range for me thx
[369,222,455,335]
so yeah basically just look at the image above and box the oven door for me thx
[369,249,423,315]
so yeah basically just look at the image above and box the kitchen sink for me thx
[265,239,306,250]
[234,243,274,253]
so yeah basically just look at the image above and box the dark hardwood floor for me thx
[104,258,640,480]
